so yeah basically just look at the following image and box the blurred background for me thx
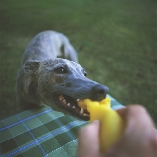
[0,0,157,124]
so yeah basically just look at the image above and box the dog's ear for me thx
[23,76,31,94]
[24,60,40,74]
[24,60,40,94]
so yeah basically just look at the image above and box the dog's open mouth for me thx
[57,95,90,120]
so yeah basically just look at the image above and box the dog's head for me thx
[24,58,109,120]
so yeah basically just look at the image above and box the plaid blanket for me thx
[0,95,124,157]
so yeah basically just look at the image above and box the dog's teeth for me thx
[80,108,84,114]
[67,103,71,106]
[60,95,64,98]
[60,97,64,101]
[72,106,76,109]
[59,95,64,101]
[62,99,67,104]
[83,114,89,116]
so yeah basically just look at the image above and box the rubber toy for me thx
[78,98,124,152]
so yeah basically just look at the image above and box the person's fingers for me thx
[78,120,100,157]
[116,105,155,126]
[78,105,157,157]
[105,105,157,157]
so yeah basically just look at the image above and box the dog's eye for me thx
[55,67,66,74]
[82,69,87,77]
[84,71,87,77]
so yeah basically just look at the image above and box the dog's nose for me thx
[92,84,109,101]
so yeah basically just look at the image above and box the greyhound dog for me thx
[16,30,109,120]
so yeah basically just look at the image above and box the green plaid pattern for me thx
[0,95,124,157]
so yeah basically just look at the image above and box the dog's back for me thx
[16,30,78,109]
[21,30,78,65]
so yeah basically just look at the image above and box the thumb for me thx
[78,120,100,157]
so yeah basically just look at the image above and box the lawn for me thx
[0,0,157,124]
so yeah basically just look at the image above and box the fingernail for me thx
[92,120,99,124]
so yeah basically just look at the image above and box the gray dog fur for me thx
[16,30,109,120]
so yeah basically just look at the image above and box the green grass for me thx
[0,0,157,124]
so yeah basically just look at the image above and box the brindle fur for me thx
[16,30,109,119]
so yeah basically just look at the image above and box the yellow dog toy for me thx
[78,98,124,152]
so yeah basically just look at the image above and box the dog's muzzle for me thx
[91,84,109,101]
[55,84,109,120]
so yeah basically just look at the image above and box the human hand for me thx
[78,105,157,157]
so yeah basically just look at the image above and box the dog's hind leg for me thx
[59,34,78,63]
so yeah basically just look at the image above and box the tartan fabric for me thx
[0,95,124,157]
